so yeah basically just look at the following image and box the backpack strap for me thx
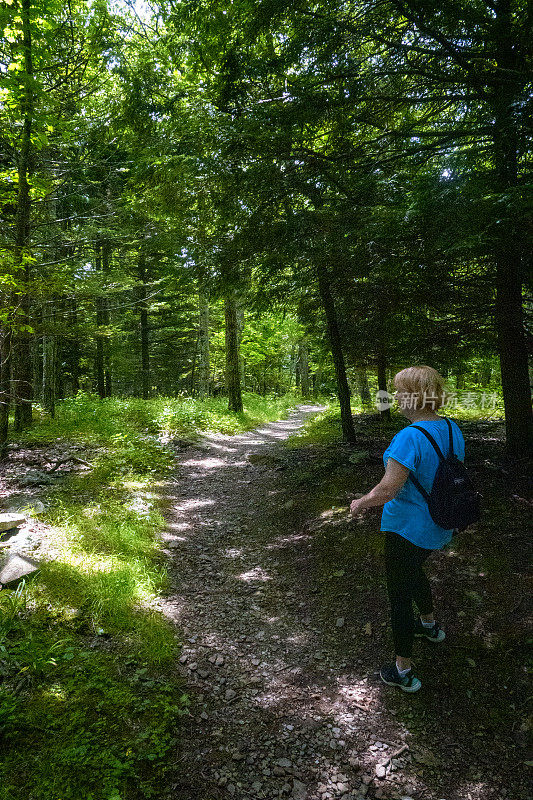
[410,424,445,461]
[445,417,454,457]
[408,472,430,501]
[407,420,454,501]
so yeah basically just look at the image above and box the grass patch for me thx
[25,390,302,445]
[285,404,346,446]
[0,586,189,800]
[0,391,302,799]
[287,399,505,448]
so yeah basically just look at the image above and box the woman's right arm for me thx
[350,458,410,516]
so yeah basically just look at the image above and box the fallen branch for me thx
[381,743,409,767]
[48,456,92,472]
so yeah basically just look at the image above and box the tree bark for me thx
[31,334,42,404]
[0,330,12,458]
[237,302,245,390]
[102,242,112,397]
[42,333,56,417]
[197,286,210,398]
[138,252,150,399]
[316,262,356,442]
[95,245,105,398]
[377,346,391,420]
[490,0,532,457]
[95,242,112,398]
[224,290,243,412]
[12,0,34,431]
[70,298,80,393]
[299,340,310,398]
[313,351,325,397]
[355,368,371,404]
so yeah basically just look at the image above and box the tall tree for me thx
[224,289,243,412]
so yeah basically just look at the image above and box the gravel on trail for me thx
[158,406,445,800]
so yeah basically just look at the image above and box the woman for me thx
[350,366,465,692]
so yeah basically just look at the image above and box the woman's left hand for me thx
[350,498,366,516]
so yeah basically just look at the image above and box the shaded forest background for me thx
[0,3,532,799]
[1,0,531,451]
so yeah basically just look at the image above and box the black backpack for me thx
[408,418,481,532]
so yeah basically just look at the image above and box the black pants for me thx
[383,531,435,658]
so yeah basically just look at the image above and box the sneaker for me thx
[414,618,446,642]
[380,663,421,693]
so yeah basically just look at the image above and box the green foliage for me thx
[286,404,345,447]
[0,392,302,799]
[0,459,182,798]
[289,393,504,449]
[28,390,302,446]
[0,598,189,800]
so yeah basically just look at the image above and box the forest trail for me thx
[159,408,525,800]
[160,405,405,800]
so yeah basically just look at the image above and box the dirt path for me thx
[160,407,526,800]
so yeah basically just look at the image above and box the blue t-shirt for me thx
[380,418,465,550]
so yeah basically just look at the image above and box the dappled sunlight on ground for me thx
[172,497,216,512]
[181,457,229,470]
[238,566,272,583]
[157,406,523,800]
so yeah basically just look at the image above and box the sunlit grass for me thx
[0,390,305,799]
[286,405,344,446]
[26,390,302,445]
[288,397,504,448]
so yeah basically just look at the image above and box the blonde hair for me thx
[394,365,446,410]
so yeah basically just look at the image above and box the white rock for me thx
[0,553,39,585]
[0,513,25,532]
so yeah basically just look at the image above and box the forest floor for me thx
[161,405,531,800]
[0,401,530,800]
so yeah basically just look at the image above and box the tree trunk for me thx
[12,0,34,431]
[95,242,112,398]
[289,345,296,390]
[299,341,310,398]
[316,262,356,443]
[481,365,492,387]
[355,368,371,404]
[313,351,325,397]
[237,303,245,390]
[197,286,210,398]
[31,320,42,404]
[224,290,243,412]
[377,347,391,420]
[94,245,105,398]
[138,252,150,399]
[42,334,56,417]
[102,242,112,397]
[0,330,12,458]
[70,298,80,393]
[490,0,532,457]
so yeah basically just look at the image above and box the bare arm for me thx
[350,458,410,516]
